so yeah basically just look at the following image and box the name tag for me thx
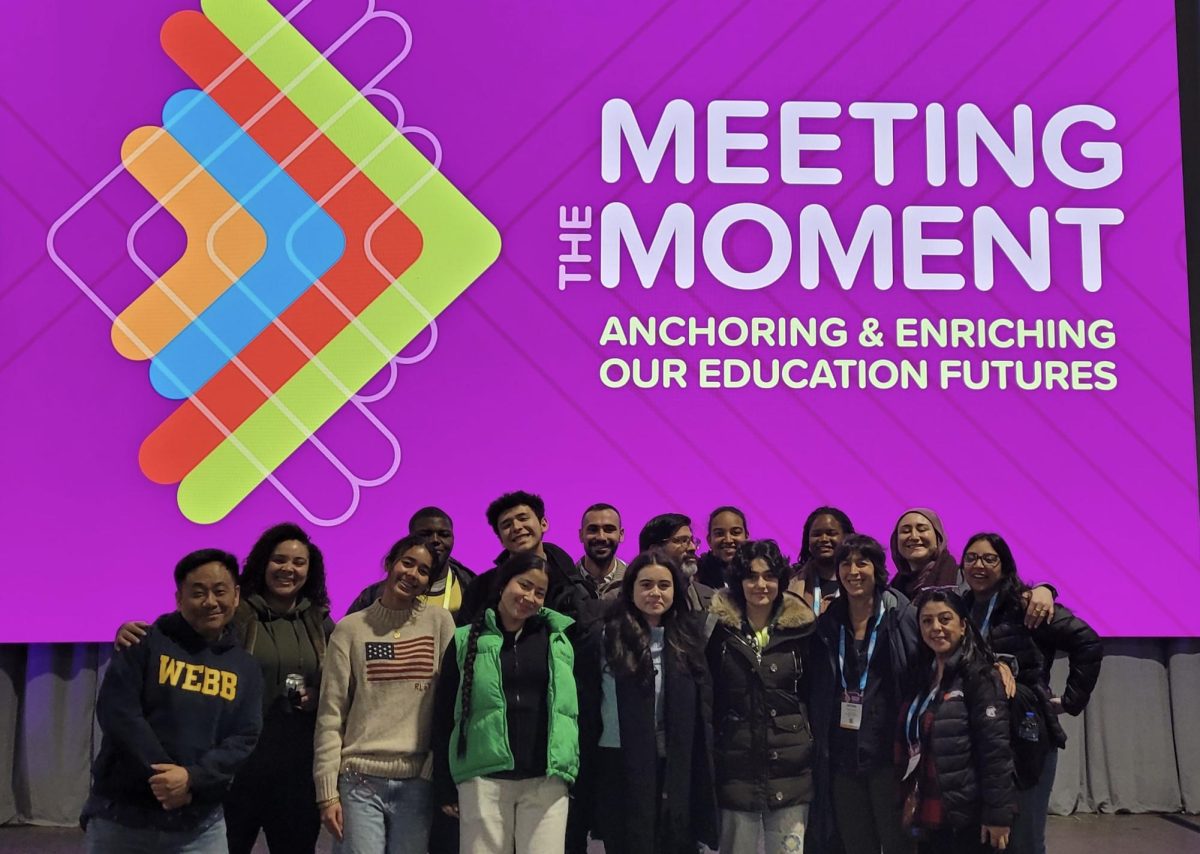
[839,690,863,730]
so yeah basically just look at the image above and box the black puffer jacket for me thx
[965,588,1102,743]
[904,650,1016,830]
[706,590,816,812]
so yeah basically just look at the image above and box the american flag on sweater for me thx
[364,636,436,682]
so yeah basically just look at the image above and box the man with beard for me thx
[345,506,476,624]
[638,513,716,612]
[458,490,588,624]
[575,503,627,598]
[695,505,748,590]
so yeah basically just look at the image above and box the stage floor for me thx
[1,812,1198,852]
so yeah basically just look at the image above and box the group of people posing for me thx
[83,492,1103,854]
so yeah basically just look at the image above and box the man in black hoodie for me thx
[82,549,263,853]
[457,490,587,624]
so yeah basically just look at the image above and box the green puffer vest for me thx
[448,608,580,785]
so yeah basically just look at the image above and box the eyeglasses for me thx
[963,552,1000,568]
[665,535,700,548]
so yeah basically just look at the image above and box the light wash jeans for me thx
[86,813,227,854]
[336,771,432,854]
[458,775,569,854]
[719,804,808,854]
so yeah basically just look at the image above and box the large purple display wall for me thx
[2,0,1196,639]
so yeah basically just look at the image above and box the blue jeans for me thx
[1011,748,1059,854]
[86,813,227,853]
[336,771,432,854]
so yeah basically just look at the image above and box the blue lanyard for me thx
[980,592,999,637]
[838,600,885,694]
[905,671,940,750]
[812,579,840,616]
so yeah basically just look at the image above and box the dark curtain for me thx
[1,640,1198,825]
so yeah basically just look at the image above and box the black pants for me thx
[833,767,913,854]
[224,712,320,854]
[595,749,690,854]
[426,804,460,854]
[917,826,991,854]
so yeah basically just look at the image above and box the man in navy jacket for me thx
[82,548,263,853]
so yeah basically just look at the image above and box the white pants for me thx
[458,776,568,854]
[719,804,808,854]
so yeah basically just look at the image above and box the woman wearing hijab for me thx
[889,508,1056,628]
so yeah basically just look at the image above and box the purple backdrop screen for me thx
[2,0,1197,640]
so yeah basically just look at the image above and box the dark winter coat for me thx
[812,589,919,772]
[459,543,583,624]
[575,614,719,853]
[807,589,918,853]
[902,650,1017,830]
[706,590,817,812]
[965,587,1102,752]
[695,552,729,590]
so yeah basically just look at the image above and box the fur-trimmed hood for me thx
[708,589,815,635]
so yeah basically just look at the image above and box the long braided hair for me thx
[456,552,549,756]
[603,550,705,685]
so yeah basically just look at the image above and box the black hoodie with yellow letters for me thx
[82,611,263,830]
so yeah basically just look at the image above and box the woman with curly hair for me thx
[113,522,335,853]
[708,539,815,853]
[432,552,579,854]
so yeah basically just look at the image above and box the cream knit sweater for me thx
[313,599,456,802]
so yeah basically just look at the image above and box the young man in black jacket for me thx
[458,490,588,624]
[82,549,263,854]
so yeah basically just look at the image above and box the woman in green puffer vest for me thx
[432,551,579,854]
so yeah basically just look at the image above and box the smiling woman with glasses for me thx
[959,533,1103,854]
